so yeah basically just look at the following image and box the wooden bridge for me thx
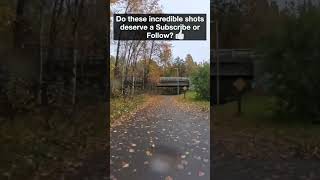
[156,77,190,88]
[211,49,255,104]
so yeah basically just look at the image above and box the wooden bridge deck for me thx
[157,77,190,87]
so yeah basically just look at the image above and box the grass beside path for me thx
[175,91,210,112]
[215,94,320,136]
[214,93,320,159]
[110,94,150,124]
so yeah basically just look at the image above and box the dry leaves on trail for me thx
[173,96,209,113]
[122,162,129,168]
[111,96,161,128]
[198,170,205,177]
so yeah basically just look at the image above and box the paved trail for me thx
[213,111,320,180]
[110,96,210,180]
[65,95,320,180]
[213,140,320,180]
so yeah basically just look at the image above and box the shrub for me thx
[258,8,320,120]
[191,62,210,100]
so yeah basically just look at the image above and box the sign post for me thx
[233,78,246,115]
[183,86,188,99]
[215,20,220,105]
[176,68,179,95]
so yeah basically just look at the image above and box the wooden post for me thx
[183,86,187,99]
[142,68,144,90]
[233,78,246,115]
[38,3,44,105]
[215,20,220,105]
[176,68,179,95]
[72,31,78,105]
[132,76,135,95]
[238,94,242,115]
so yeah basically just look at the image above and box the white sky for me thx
[110,0,210,63]
[159,0,210,62]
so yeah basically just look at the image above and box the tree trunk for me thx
[38,2,44,104]
[72,32,78,105]
[14,0,27,49]
[144,41,155,90]
[114,40,121,79]
[124,42,134,92]
[114,3,131,81]
[71,0,84,106]
[43,0,63,105]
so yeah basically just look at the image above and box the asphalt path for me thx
[110,96,210,180]
[64,95,320,180]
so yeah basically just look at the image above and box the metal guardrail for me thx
[157,83,189,87]
[211,49,255,58]
[159,77,189,81]
[157,77,190,87]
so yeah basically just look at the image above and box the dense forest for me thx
[1,0,107,111]
[1,0,320,179]
[212,0,320,48]
[212,0,320,120]
[1,1,107,179]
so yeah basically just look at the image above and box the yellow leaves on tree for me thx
[159,42,172,67]
[110,0,118,4]
[185,54,198,77]
[148,59,162,84]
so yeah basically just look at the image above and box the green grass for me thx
[215,93,320,141]
[110,95,147,122]
[177,91,210,111]
[215,94,275,122]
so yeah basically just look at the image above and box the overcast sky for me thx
[159,0,210,62]
[110,0,210,63]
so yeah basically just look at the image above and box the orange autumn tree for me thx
[148,59,162,85]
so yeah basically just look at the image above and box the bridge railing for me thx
[211,49,255,58]
[157,77,190,87]
[159,77,189,82]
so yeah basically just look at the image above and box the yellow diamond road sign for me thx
[233,78,246,91]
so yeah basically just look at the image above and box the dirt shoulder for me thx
[111,95,160,127]
[173,93,210,113]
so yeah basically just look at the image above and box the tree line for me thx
[110,50,205,97]
[110,0,206,97]
[214,0,320,120]
[0,0,106,121]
